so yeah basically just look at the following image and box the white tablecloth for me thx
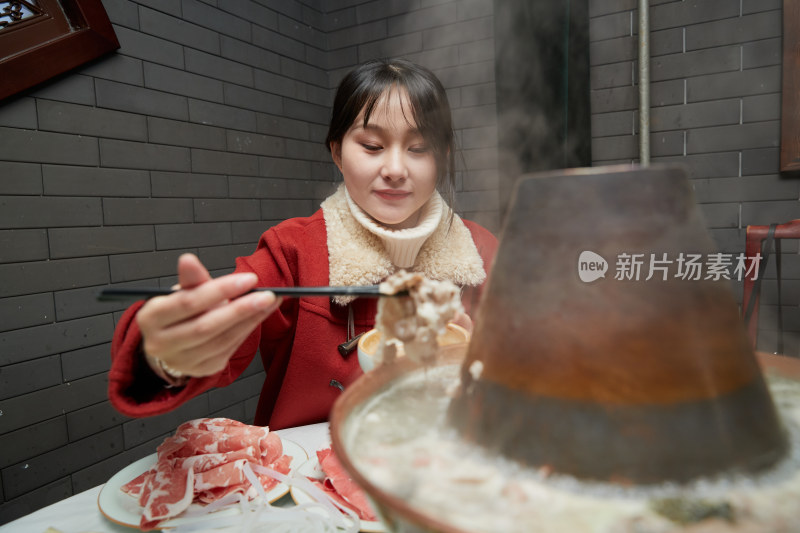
[0,422,331,533]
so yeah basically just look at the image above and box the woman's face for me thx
[331,88,438,230]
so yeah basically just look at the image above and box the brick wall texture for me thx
[0,0,499,522]
[590,0,799,355]
[0,0,797,523]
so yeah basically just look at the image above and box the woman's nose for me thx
[380,148,408,181]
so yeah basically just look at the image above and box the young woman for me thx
[108,59,498,429]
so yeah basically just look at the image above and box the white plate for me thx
[290,456,386,533]
[98,439,307,529]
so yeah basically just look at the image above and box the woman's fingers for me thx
[138,271,260,330]
[135,253,280,380]
[145,290,276,355]
[165,304,277,376]
[177,253,212,289]
[141,291,279,375]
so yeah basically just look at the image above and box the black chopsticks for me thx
[96,285,406,302]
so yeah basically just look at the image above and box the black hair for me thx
[325,58,456,209]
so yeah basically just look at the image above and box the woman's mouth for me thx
[374,189,411,201]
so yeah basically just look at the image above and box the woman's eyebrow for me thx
[358,123,422,135]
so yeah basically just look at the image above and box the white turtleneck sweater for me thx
[344,188,444,269]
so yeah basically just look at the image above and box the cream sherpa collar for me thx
[322,184,486,305]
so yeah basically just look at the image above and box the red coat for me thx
[108,208,497,429]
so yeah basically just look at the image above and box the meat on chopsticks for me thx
[376,270,463,366]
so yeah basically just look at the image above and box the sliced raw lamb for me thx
[120,418,291,530]
[310,447,377,521]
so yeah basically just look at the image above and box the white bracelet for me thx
[146,352,189,388]
[157,358,185,378]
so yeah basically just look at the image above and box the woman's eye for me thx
[361,143,381,151]
[409,145,430,154]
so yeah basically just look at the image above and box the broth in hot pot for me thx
[343,364,800,533]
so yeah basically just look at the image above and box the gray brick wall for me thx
[0,0,498,522]
[6,0,792,523]
[589,0,799,355]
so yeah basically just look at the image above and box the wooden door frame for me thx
[0,0,119,101]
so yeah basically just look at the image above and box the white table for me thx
[0,423,331,533]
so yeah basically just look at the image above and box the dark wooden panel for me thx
[0,0,119,101]
[781,0,800,173]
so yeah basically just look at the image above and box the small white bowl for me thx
[357,323,470,373]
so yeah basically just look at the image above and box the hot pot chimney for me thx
[448,165,787,484]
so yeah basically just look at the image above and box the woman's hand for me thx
[136,253,280,378]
